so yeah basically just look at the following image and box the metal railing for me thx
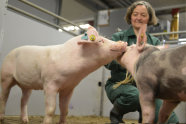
[150,31,186,44]
[151,30,186,36]
[6,0,186,43]
[7,0,87,36]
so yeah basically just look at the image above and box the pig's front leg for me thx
[0,94,5,122]
[43,83,58,124]
[158,100,180,123]
[20,88,32,123]
[139,92,155,123]
[59,89,74,124]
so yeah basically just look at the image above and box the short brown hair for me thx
[125,1,158,25]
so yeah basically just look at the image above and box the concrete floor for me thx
[1,115,138,124]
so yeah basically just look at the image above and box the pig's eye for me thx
[99,39,104,43]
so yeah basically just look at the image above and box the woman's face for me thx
[131,5,149,30]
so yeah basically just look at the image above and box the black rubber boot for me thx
[138,109,142,123]
[110,101,125,124]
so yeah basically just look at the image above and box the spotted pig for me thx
[118,24,186,123]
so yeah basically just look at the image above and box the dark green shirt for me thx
[105,26,160,84]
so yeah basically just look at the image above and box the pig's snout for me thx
[110,41,127,52]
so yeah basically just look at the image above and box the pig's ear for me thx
[136,24,147,52]
[87,26,99,42]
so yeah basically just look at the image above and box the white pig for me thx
[0,26,127,124]
[118,24,186,123]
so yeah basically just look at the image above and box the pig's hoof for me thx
[0,115,4,121]
[21,117,29,124]
[21,121,29,124]
[58,122,66,124]
[0,119,4,124]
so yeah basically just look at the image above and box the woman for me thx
[105,1,179,123]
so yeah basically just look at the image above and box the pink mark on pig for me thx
[182,67,186,75]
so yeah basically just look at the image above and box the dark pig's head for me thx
[118,24,168,75]
[116,24,158,75]
[117,24,147,68]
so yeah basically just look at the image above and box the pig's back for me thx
[158,45,186,100]
[1,45,61,89]
[3,45,59,67]
[137,45,186,101]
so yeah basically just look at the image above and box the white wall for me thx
[0,0,6,57]
[0,3,103,117]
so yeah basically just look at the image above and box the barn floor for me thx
[1,115,138,124]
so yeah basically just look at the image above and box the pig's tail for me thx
[113,71,134,89]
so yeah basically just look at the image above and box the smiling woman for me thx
[125,1,158,26]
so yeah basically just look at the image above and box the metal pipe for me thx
[19,0,86,32]
[155,4,186,12]
[114,0,125,7]
[118,0,128,7]
[7,5,78,36]
[92,0,109,9]
[56,0,62,25]
[99,67,106,116]
[150,30,186,36]
[169,9,179,40]
[121,0,131,6]
[164,40,186,44]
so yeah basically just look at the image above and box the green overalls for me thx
[105,26,179,123]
